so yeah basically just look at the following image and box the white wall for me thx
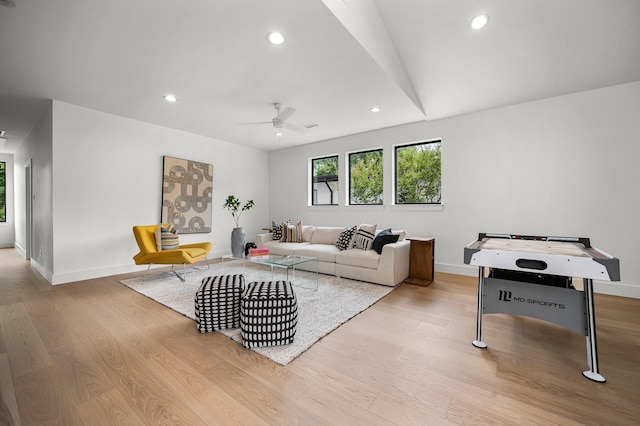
[0,153,15,247]
[49,101,269,284]
[13,102,54,281]
[268,81,640,298]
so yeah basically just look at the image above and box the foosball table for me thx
[464,233,620,382]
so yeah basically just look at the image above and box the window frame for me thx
[347,148,384,206]
[310,154,339,206]
[393,139,442,206]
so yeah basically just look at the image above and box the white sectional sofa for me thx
[255,225,410,287]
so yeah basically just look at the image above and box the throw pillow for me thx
[272,221,283,240]
[156,223,179,251]
[282,221,303,243]
[335,225,357,250]
[372,228,400,254]
[353,223,377,250]
[279,221,290,242]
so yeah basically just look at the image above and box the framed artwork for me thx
[161,156,213,234]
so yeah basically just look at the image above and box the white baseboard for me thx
[0,242,14,249]
[435,262,640,299]
[50,253,223,285]
[52,263,151,285]
[31,259,52,283]
[14,242,26,258]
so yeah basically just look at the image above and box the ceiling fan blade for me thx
[284,122,307,132]
[278,107,296,122]
[237,121,272,126]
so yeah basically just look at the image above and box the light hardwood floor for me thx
[0,247,639,425]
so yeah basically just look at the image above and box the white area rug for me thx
[119,261,394,365]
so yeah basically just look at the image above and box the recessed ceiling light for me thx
[370,106,381,113]
[274,131,283,137]
[163,94,177,102]
[470,14,490,30]
[267,32,285,45]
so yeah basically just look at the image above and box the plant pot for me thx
[231,227,246,258]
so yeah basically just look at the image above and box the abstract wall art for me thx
[161,156,213,234]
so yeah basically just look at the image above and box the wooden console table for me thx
[404,237,435,286]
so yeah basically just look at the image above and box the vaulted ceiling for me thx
[1,0,639,152]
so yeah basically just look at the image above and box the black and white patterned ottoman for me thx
[240,281,298,348]
[195,274,245,333]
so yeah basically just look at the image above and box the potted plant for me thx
[223,195,255,257]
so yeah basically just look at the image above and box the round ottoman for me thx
[195,274,245,333]
[240,281,298,348]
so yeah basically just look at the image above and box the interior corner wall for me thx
[268,81,640,298]
[50,101,269,284]
[0,153,15,248]
[13,100,54,281]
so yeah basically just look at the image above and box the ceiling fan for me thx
[239,103,307,132]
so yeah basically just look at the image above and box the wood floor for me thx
[0,248,639,425]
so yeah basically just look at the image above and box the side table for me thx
[404,237,435,286]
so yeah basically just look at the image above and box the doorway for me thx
[25,159,32,260]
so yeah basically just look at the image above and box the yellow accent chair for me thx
[133,225,211,281]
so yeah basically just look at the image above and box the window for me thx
[0,161,5,222]
[395,140,441,204]
[349,149,383,205]
[311,155,339,205]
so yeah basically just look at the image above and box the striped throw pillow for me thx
[354,223,377,250]
[156,223,179,251]
[282,221,303,243]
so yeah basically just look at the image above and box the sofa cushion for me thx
[335,248,380,269]
[310,227,343,245]
[372,229,400,254]
[262,240,309,256]
[393,230,407,241]
[302,225,315,242]
[335,225,357,250]
[295,244,341,263]
[354,223,377,250]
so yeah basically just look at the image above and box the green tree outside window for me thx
[395,141,441,204]
[349,149,383,205]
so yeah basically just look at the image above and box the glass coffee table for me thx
[222,254,318,291]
